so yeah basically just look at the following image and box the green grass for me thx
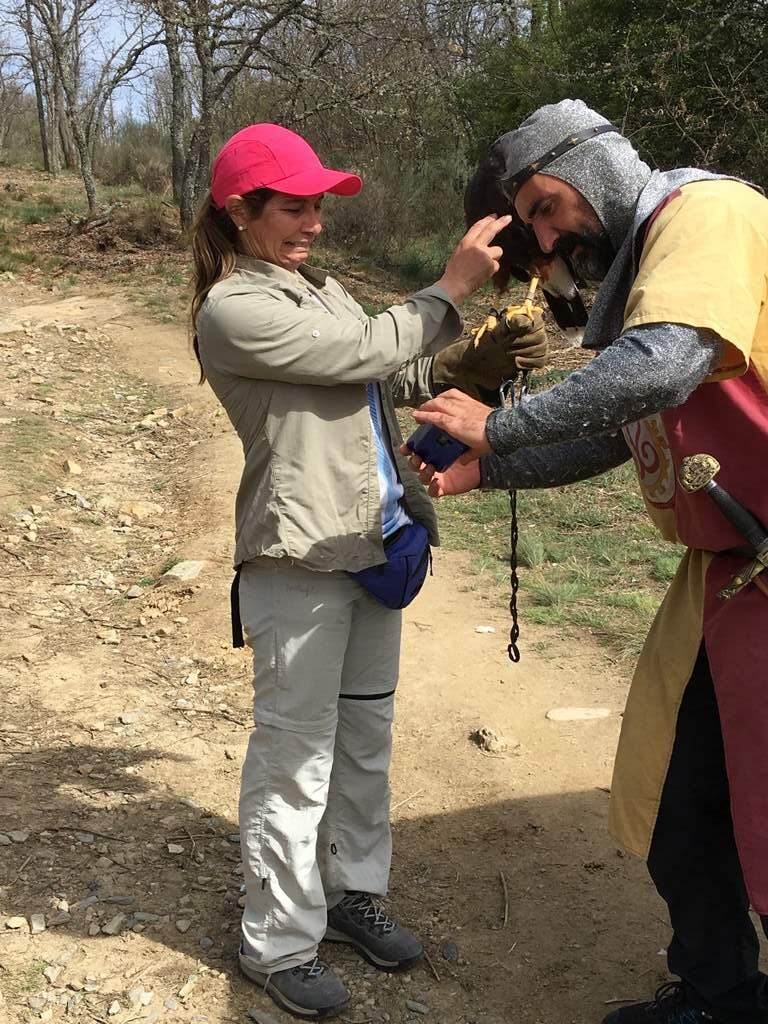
[438,460,683,661]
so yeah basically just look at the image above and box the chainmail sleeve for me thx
[485,324,723,457]
[480,431,631,490]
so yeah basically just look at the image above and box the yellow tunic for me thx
[609,179,768,860]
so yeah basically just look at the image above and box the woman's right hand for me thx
[400,448,481,497]
[437,215,512,305]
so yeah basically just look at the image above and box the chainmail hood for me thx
[493,99,653,250]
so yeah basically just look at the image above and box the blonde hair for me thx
[190,188,274,382]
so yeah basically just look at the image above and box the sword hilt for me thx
[679,454,768,563]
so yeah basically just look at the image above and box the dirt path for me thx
[0,276,670,1024]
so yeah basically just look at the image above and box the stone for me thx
[107,1000,121,1016]
[119,500,163,521]
[0,833,11,845]
[133,912,161,923]
[545,707,612,722]
[43,965,62,984]
[248,1012,282,1024]
[167,843,185,855]
[97,629,120,645]
[405,1000,429,1014]
[124,585,142,598]
[118,712,138,725]
[440,941,459,961]
[469,727,508,754]
[473,625,496,633]
[178,976,198,999]
[175,918,192,933]
[63,459,82,475]
[9,830,29,842]
[5,916,28,929]
[101,913,126,936]
[164,997,180,1010]
[160,560,207,584]
[28,995,47,1010]
[127,987,147,1008]
[30,913,46,934]
[199,936,214,951]
[88,923,101,936]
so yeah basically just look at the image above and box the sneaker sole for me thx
[239,960,349,1020]
[324,926,423,972]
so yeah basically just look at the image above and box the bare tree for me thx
[27,0,161,210]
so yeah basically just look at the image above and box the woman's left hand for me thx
[411,389,494,460]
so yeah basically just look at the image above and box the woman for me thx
[191,123,542,1020]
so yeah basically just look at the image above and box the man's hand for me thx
[411,389,494,460]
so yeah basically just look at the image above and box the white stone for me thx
[5,916,28,929]
[167,843,184,855]
[30,913,46,934]
[177,975,197,999]
[545,707,612,722]
[160,560,207,584]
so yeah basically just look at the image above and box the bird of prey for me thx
[464,148,588,344]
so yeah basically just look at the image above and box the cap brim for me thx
[268,166,362,197]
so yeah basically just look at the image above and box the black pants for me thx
[648,646,768,1023]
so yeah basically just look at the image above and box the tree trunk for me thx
[56,82,78,169]
[24,0,52,172]
[163,20,186,204]
[179,136,202,230]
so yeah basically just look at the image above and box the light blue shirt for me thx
[366,383,411,538]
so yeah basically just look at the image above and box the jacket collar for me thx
[234,255,329,288]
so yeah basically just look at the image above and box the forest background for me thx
[0,0,765,265]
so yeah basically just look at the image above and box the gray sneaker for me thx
[239,947,349,1020]
[325,891,423,971]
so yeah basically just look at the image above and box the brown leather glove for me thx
[432,305,547,401]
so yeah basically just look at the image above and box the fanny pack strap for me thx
[231,565,244,648]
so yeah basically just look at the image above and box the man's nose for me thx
[534,223,559,254]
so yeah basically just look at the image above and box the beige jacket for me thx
[196,256,463,571]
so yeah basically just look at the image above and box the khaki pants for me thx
[238,561,402,972]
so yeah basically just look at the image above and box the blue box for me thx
[405,424,470,471]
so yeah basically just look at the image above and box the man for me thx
[407,99,768,1024]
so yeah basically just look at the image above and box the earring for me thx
[237,225,246,232]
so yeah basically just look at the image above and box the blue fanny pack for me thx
[348,522,431,609]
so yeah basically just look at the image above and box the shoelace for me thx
[340,892,395,934]
[647,982,706,1024]
[293,956,326,980]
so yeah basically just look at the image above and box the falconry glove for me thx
[432,302,547,401]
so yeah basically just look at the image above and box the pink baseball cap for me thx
[211,123,362,208]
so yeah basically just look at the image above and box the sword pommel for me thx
[678,453,721,493]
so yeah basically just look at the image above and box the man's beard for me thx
[555,229,614,284]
